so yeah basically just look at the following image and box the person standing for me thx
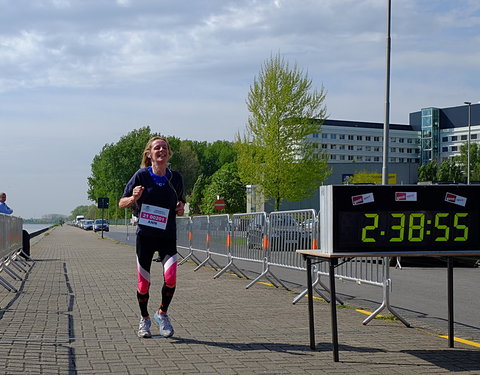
[119,136,186,338]
[0,192,13,215]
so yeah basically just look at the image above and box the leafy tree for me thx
[188,174,210,215]
[418,160,438,182]
[200,163,246,215]
[437,158,464,183]
[70,205,92,220]
[170,140,201,196]
[236,53,330,210]
[87,127,153,218]
[455,143,480,182]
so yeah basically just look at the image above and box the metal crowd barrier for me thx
[0,214,33,293]
[176,209,394,323]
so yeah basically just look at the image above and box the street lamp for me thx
[464,102,471,184]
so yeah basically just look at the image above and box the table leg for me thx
[447,257,454,348]
[329,258,339,362]
[306,256,315,350]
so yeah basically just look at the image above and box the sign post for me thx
[97,197,109,238]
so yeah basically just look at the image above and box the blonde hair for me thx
[140,136,173,168]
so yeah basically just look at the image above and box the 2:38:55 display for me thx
[361,212,469,243]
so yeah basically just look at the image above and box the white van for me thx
[75,215,85,226]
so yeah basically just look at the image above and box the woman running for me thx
[119,136,185,338]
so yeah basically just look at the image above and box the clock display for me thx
[321,185,480,253]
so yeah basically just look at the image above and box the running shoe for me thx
[154,312,174,337]
[137,317,152,338]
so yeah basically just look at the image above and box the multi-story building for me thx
[409,104,480,164]
[311,119,421,164]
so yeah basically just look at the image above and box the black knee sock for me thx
[160,285,176,313]
[137,291,149,318]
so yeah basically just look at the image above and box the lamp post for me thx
[382,0,392,185]
[464,101,471,184]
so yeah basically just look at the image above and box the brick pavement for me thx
[0,225,478,374]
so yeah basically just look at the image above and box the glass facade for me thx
[421,107,439,164]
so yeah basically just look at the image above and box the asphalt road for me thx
[104,225,480,344]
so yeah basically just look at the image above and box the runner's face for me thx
[149,139,170,164]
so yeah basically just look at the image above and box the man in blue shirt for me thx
[0,192,13,214]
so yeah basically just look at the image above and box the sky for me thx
[1,0,479,219]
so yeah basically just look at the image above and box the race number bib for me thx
[138,204,169,230]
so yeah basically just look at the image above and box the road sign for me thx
[214,199,226,210]
[98,197,109,209]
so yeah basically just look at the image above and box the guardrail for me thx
[176,210,388,315]
[0,214,34,293]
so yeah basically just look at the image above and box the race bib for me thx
[138,204,169,230]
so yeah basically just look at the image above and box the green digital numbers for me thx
[389,213,405,242]
[408,213,425,242]
[360,212,470,244]
[361,213,378,242]
[454,213,468,241]
[434,213,449,242]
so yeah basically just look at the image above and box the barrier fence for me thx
[176,209,394,323]
[0,214,33,293]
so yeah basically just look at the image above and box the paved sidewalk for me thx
[0,225,478,374]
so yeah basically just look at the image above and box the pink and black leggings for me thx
[136,234,177,318]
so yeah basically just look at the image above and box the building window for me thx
[442,147,448,152]
[339,145,345,150]
[366,146,371,151]
[461,135,468,141]
[348,135,354,140]
[390,147,396,153]
[340,155,345,160]
[356,135,362,140]
[348,145,354,150]
[472,134,478,140]
[330,154,336,160]
[357,146,363,151]
[322,133,328,139]
[442,136,448,142]
[339,134,345,140]
[374,146,380,152]
[451,146,458,152]
[322,144,328,149]
[407,148,413,154]
[374,156,380,162]
[374,136,380,142]
[399,138,405,143]
[330,144,336,149]
[399,148,405,153]
[356,156,363,161]
[330,134,337,139]
[365,156,371,162]
[451,136,458,141]
[312,133,319,138]
[348,155,354,160]
[390,137,396,143]
[366,136,371,141]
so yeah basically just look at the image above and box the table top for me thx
[296,249,480,258]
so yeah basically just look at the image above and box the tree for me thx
[418,160,438,182]
[200,163,246,215]
[455,143,480,182]
[236,53,330,210]
[87,127,153,218]
[437,158,463,183]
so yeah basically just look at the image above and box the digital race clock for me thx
[319,185,480,254]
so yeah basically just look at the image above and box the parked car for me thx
[83,220,94,231]
[247,214,303,251]
[93,219,109,232]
